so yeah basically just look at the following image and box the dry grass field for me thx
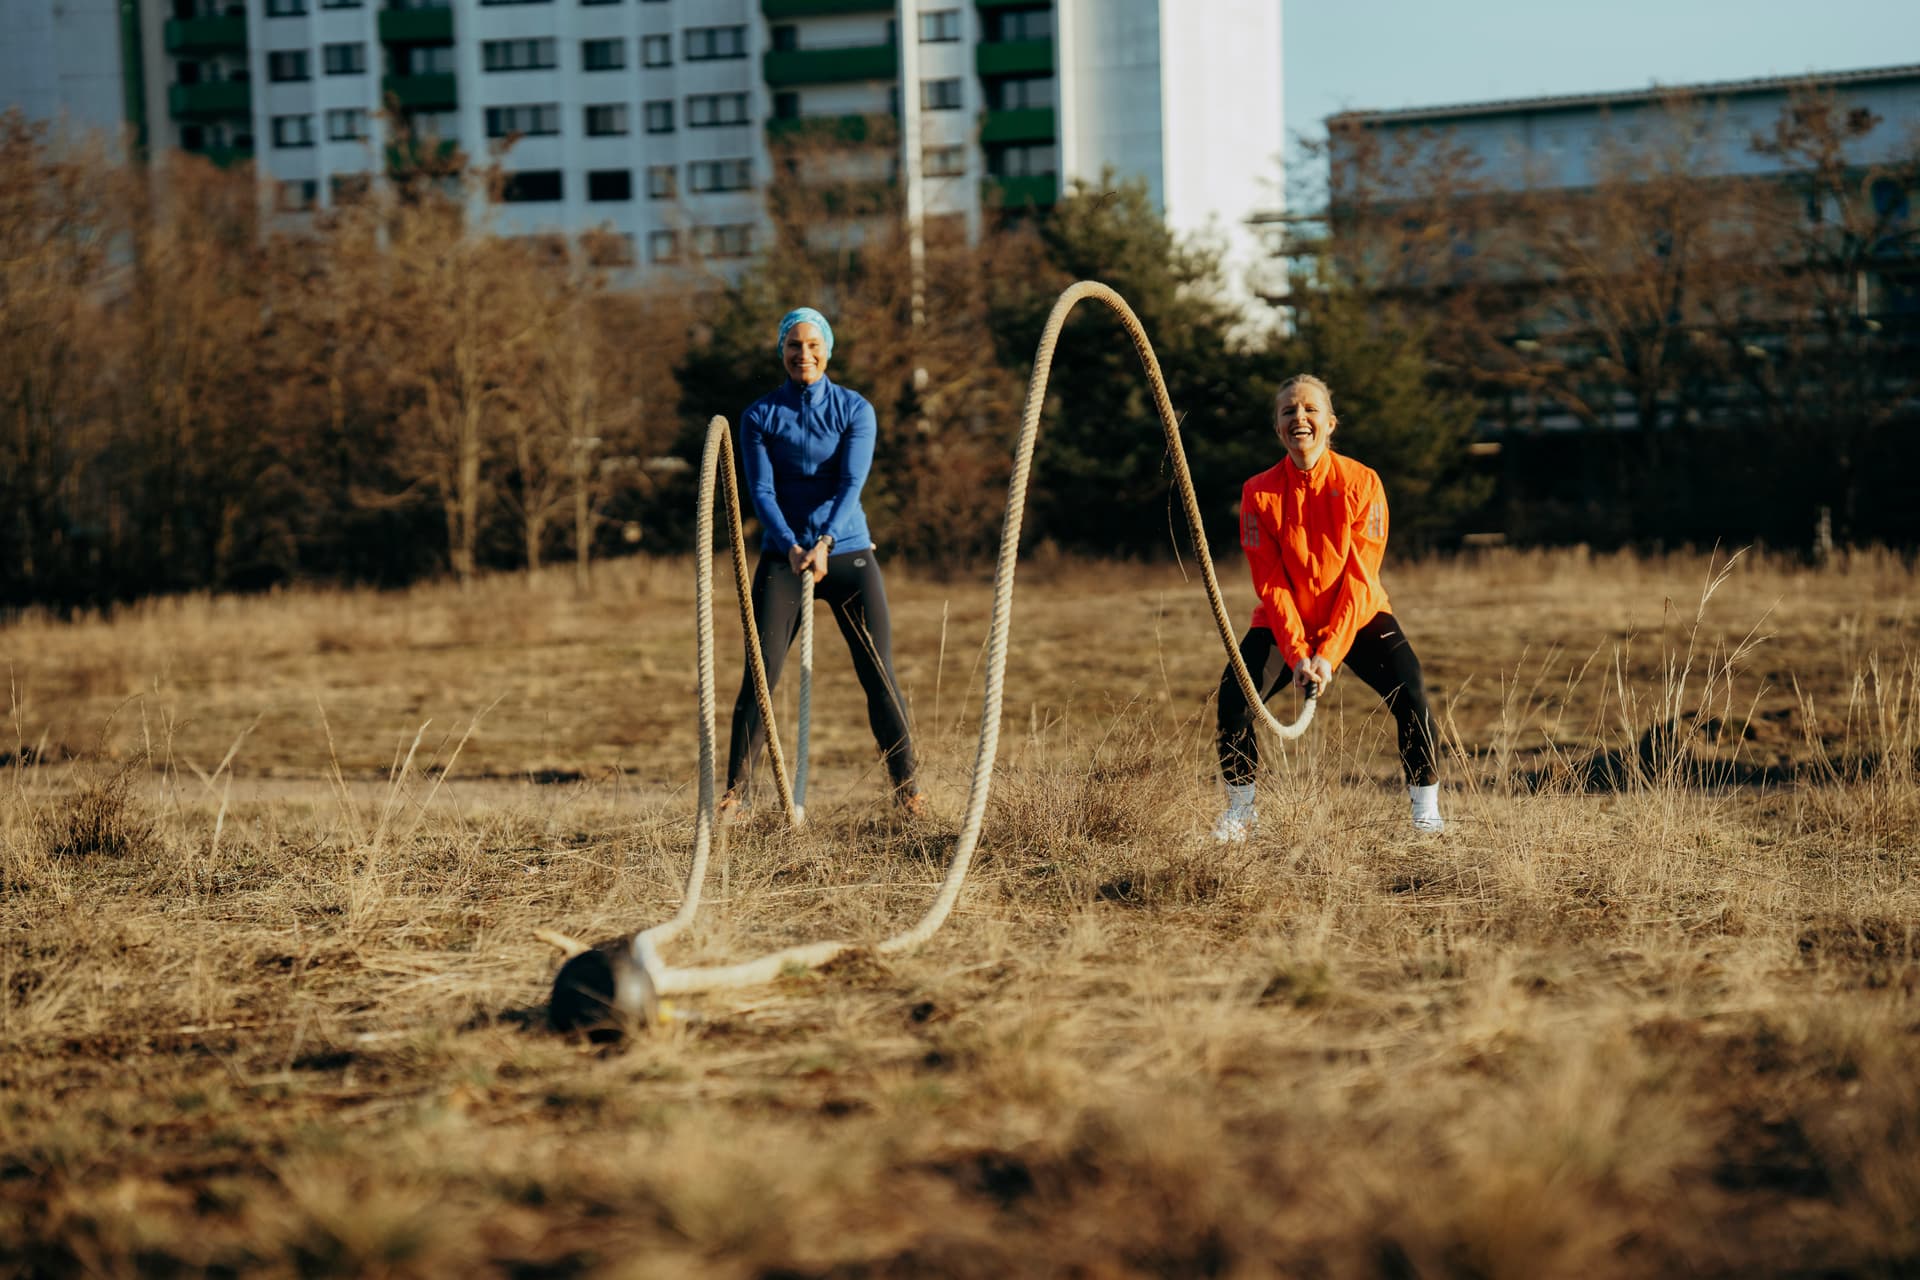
[3,547,1917,1278]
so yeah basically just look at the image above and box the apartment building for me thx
[5,0,1285,282]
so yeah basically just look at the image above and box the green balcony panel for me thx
[378,7,454,44]
[976,37,1052,77]
[382,73,457,110]
[765,112,895,145]
[762,0,893,15]
[979,106,1054,145]
[988,172,1057,208]
[763,43,897,87]
[163,14,246,54]
[168,81,251,118]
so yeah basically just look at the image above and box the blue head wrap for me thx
[776,307,834,359]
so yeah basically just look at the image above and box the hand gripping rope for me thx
[548,281,1315,1030]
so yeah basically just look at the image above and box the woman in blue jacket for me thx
[721,307,925,818]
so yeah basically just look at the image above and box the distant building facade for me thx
[1316,64,1920,426]
[1,0,1284,285]
[1328,64,1920,200]
[1307,65,1920,547]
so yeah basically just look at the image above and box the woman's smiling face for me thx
[1275,382,1336,470]
[783,322,830,385]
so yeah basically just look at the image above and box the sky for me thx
[1282,0,1920,149]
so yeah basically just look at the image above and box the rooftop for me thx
[1326,62,1920,128]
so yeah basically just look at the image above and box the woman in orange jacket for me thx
[1213,374,1444,839]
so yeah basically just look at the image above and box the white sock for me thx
[1409,783,1443,831]
[1224,782,1256,813]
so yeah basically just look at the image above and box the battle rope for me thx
[607,281,1317,1016]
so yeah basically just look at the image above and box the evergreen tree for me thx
[1278,280,1491,550]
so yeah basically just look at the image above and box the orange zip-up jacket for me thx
[1239,451,1391,671]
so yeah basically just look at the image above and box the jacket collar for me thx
[787,374,833,405]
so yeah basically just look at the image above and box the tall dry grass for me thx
[1,547,1916,1277]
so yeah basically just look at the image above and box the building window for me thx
[919,9,960,42]
[276,179,318,211]
[584,103,628,136]
[688,158,752,193]
[988,74,1053,111]
[648,229,678,262]
[646,164,676,198]
[582,0,619,7]
[687,92,748,128]
[684,25,747,61]
[398,44,457,74]
[772,91,800,120]
[268,50,310,82]
[582,38,625,71]
[326,108,369,141]
[643,99,674,133]
[408,109,458,141]
[640,34,671,66]
[925,78,967,110]
[265,0,307,15]
[271,115,314,148]
[320,0,362,8]
[484,104,560,138]
[985,8,1051,41]
[693,224,751,259]
[502,169,563,201]
[989,74,1052,111]
[925,144,965,177]
[770,24,797,52]
[482,38,558,71]
[989,142,1055,178]
[922,78,962,111]
[479,0,552,6]
[587,168,632,201]
[322,42,365,75]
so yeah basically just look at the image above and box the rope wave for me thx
[618,281,1316,1006]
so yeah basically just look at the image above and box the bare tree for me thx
[0,112,118,599]
[373,185,540,585]
[1719,90,1920,536]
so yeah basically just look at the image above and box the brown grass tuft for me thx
[40,764,155,861]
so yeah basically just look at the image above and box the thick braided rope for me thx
[718,421,800,826]
[634,281,1313,993]
[632,417,809,968]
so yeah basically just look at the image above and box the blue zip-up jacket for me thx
[740,375,876,554]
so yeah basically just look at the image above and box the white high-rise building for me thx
[1,0,136,148]
[2,0,1285,287]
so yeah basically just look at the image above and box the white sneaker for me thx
[1409,784,1445,834]
[1212,805,1258,843]
[1213,782,1257,843]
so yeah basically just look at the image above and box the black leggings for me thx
[726,549,917,797]
[1216,613,1438,787]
